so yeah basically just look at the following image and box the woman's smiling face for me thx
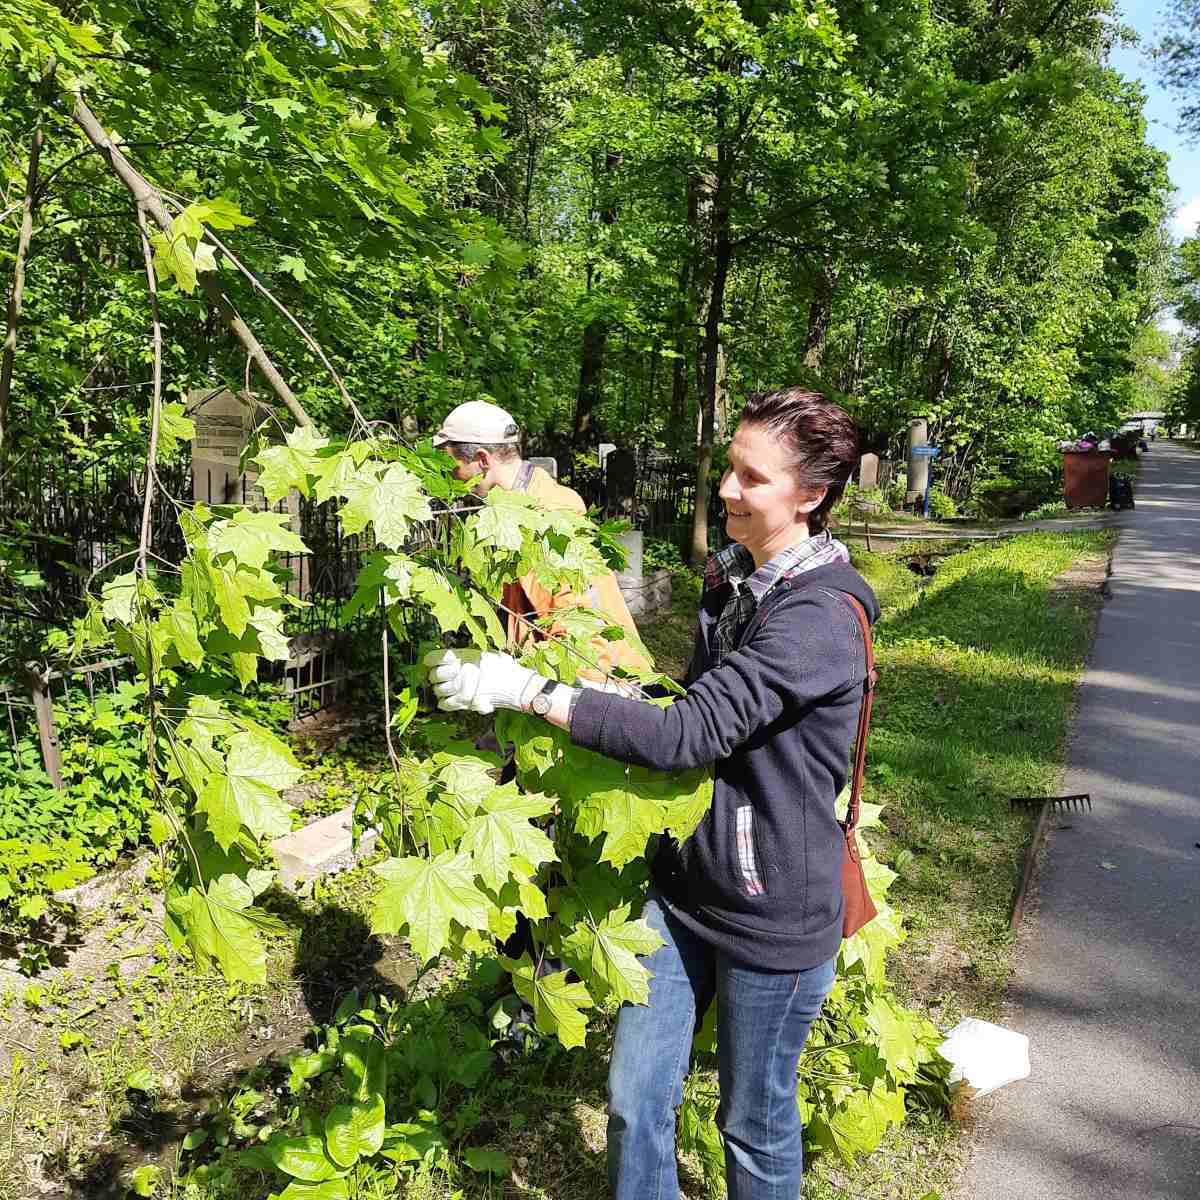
[718,422,825,566]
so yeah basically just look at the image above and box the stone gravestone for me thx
[528,455,558,480]
[190,387,256,505]
[597,443,617,472]
[605,448,637,520]
[858,452,880,491]
[190,388,308,596]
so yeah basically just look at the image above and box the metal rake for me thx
[1009,793,1092,814]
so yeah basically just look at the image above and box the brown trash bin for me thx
[1062,450,1112,509]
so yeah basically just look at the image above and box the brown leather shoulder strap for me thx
[840,595,876,833]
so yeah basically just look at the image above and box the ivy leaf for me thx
[502,954,593,1049]
[370,851,492,962]
[325,1094,386,1168]
[561,903,664,1006]
[208,509,307,570]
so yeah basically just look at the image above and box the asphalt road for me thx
[960,441,1200,1198]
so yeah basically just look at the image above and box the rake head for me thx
[1009,793,1092,814]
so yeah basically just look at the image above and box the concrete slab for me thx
[271,805,377,887]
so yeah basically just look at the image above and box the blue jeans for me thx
[607,892,836,1200]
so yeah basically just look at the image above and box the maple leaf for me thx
[410,566,469,634]
[208,565,251,637]
[167,875,272,983]
[469,489,545,552]
[338,461,431,548]
[312,451,359,503]
[502,954,593,1049]
[865,997,921,1077]
[196,730,302,848]
[370,851,492,961]
[660,768,714,842]
[101,571,138,624]
[159,603,204,668]
[575,784,667,870]
[561,903,665,1005]
[208,509,307,570]
[435,756,497,808]
[249,607,291,661]
[254,427,330,502]
[461,798,557,891]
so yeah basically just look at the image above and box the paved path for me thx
[961,442,1200,1199]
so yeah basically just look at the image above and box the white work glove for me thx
[423,648,546,714]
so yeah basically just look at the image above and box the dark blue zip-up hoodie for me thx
[569,561,880,971]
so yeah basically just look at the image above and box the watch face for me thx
[531,693,552,716]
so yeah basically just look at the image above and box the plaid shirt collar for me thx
[706,533,850,666]
[705,532,848,600]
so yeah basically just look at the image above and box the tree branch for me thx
[135,204,162,577]
[193,221,369,431]
[69,93,313,428]
[0,58,56,455]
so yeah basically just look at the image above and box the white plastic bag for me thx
[937,1017,1031,1098]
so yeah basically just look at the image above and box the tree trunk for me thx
[572,149,621,448]
[689,152,732,569]
[0,59,56,455]
[802,264,837,372]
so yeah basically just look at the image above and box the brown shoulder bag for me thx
[840,596,878,938]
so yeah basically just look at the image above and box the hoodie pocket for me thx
[734,805,766,897]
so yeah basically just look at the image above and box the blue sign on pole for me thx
[911,446,941,516]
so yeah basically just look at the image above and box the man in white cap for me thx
[431,400,649,681]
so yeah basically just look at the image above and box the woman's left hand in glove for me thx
[423,648,547,714]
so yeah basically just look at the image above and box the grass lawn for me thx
[0,531,1111,1200]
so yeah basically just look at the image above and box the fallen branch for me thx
[0,59,56,454]
[69,93,314,429]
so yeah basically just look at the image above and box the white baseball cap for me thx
[431,400,520,447]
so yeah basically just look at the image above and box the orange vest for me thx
[500,466,652,683]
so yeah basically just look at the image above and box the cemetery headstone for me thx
[528,455,558,479]
[605,448,638,520]
[190,387,255,505]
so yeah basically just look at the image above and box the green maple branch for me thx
[68,92,315,430]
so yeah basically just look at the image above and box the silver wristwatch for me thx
[529,677,557,717]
